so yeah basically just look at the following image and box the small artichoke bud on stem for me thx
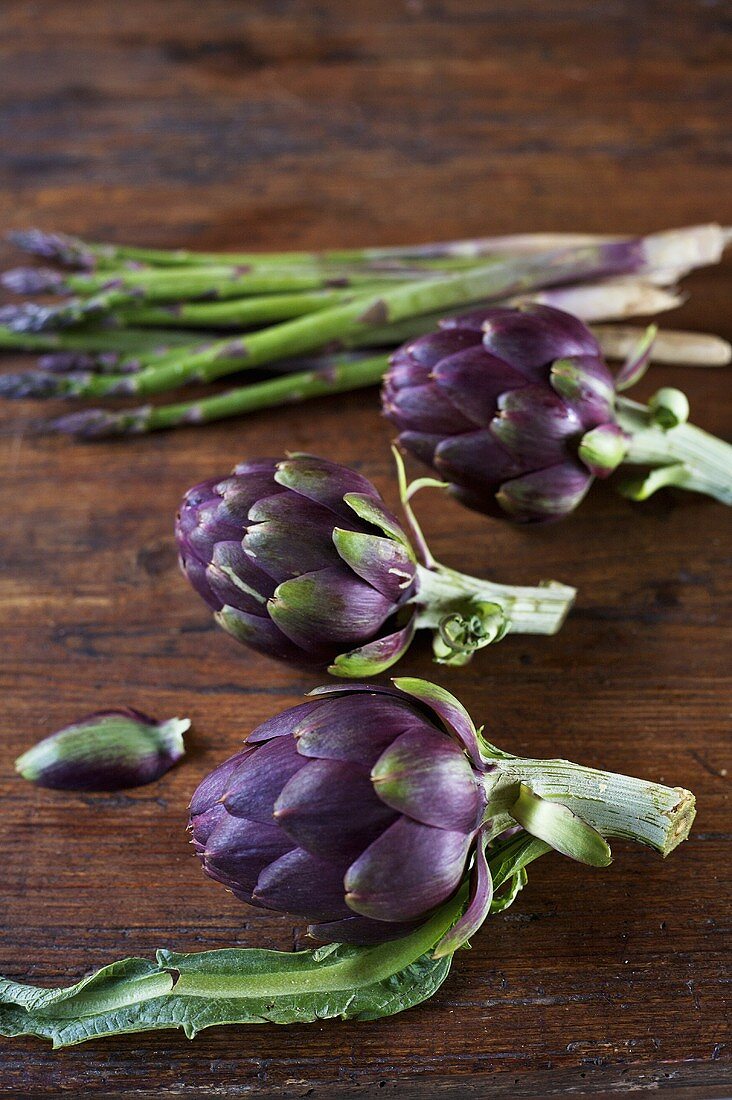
[15,709,189,791]
[189,679,695,953]
[431,599,508,666]
[383,304,732,522]
[175,453,575,678]
[648,387,691,430]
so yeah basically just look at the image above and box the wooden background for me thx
[0,2,730,1095]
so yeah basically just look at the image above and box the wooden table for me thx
[1,2,730,1095]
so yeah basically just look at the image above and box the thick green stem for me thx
[616,396,732,504]
[483,757,695,857]
[413,564,576,637]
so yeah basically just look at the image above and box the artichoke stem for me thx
[412,563,576,640]
[616,396,732,504]
[482,756,696,857]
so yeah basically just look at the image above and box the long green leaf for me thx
[0,903,460,1047]
[0,834,545,1047]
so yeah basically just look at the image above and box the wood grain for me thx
[0,1,730,1095]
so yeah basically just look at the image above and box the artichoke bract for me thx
[15,709,189,791]
[175,454,576,674]
[383,303,732,521]
[189,679,695,952]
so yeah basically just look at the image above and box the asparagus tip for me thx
[38,352,98,373]
[6,228,94,268]
[0,369,80,399]
[0,303,28,327]
[47,407,140,440]
[1,266,65,295]
[0,302,65,333]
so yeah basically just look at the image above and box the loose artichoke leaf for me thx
[0,835,550,1048]
[0,896,462,1048]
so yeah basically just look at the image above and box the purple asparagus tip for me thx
[0,302,67,333]
[1,267,66,295]
[47,408,134,439]
[7,229,95,268]
[37,351,136,373]
[0,303,30,327]
[0,370,82,399]
[38,352,99,373]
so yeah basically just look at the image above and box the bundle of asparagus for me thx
[0,225,728,439]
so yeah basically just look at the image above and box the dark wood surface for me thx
[0,2,730,1095]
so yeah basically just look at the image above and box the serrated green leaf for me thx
[0,836,554,1048]
[0,894,462,1048]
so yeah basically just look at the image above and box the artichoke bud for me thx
[176,454,420,676]
[648,387,690,430]
[382,304,620,524]
[15,709,189,791]
[578,422,629,478]
[433,600,509,665]
[189,680,695,953]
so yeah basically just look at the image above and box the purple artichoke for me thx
[175,454,420,675]
[382,303,629,523]
[189,678,696,952]
[176,453,577,673]
[189,680,491,948]
[15,708,189,791]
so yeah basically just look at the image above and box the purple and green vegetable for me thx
[175,452,575,673]
[383,303,732,521]
[14,709,189,791]
[0,680,695,1047]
